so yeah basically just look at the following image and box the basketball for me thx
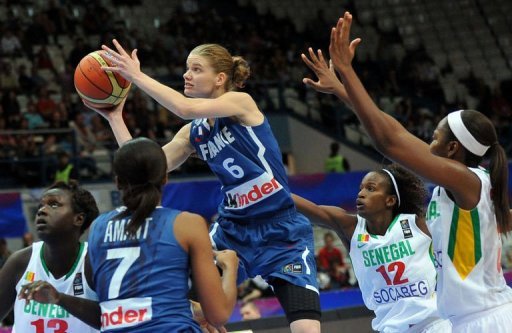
[74,50,131,109]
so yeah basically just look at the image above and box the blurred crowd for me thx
[0,0,510,189]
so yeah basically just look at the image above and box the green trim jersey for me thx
[427,167,512,319]
[13,241,98,333]
[350,214,440,332]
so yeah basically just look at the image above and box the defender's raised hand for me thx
[329,12,361,74]
[301,47,351,106]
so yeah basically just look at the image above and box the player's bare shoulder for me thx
[224,91,262,126]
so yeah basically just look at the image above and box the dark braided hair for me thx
[377,163,429,218]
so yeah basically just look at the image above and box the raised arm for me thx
[328,12,481,207]
[174,212,238,328]
[292,194,357,249]
[100,40,262,124]
[161,123,196,172]
[83,98,133,146]
[85,99,195,172]
[301,47,352,108]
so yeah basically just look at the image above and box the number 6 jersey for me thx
[350,214,440,332]
[13,241,98,333]
[189,117,294,220]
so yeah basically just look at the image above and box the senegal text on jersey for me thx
[362,240,416,267]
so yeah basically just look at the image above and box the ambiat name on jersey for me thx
[198,126,235,160]
[362,240,415,267]
[103,218,151,243]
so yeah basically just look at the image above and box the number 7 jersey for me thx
[349,214,439,332]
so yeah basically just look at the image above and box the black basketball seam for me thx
[77,58,113,97]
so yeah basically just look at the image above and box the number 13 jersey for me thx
[13,241,98,333]
[350,214,439,332]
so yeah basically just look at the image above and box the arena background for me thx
[0,0,511,332]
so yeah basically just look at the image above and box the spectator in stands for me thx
[34,45,56,75]
[53,150,78,184]
[1,30,22,57]
[0,63,19,91]
[324,142,350,173]
[240,301,262,321]
[23,103,47,129]
[48,110,68,130]
[35,87,57,121]
[317,232,349,289]
[17,64,37,95]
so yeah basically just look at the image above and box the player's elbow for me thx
[204,309,231,328]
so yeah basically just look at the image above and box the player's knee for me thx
[290,319,321,333]
[271,278,321,324]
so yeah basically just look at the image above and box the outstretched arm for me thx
[100,40,262,124]
[292,194,356,249]
[328,12,480,207]
[85,100,195,172]
[162,123,196,172]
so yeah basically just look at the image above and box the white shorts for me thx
[450,302,512,333]
[407,318,452,333]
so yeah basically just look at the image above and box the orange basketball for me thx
[74,50,131,108]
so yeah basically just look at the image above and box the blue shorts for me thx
[209,208,319,293]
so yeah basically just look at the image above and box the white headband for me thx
[447,110,489,156]
[382,169,401,207]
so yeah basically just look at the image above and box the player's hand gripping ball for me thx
[74,50,131,108]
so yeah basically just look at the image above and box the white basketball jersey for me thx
[427,167,512,319]
[350,214,439,332]
[13,242,98,333]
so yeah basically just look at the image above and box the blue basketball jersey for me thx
[88,206,201,333]
[190,117,294,219]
